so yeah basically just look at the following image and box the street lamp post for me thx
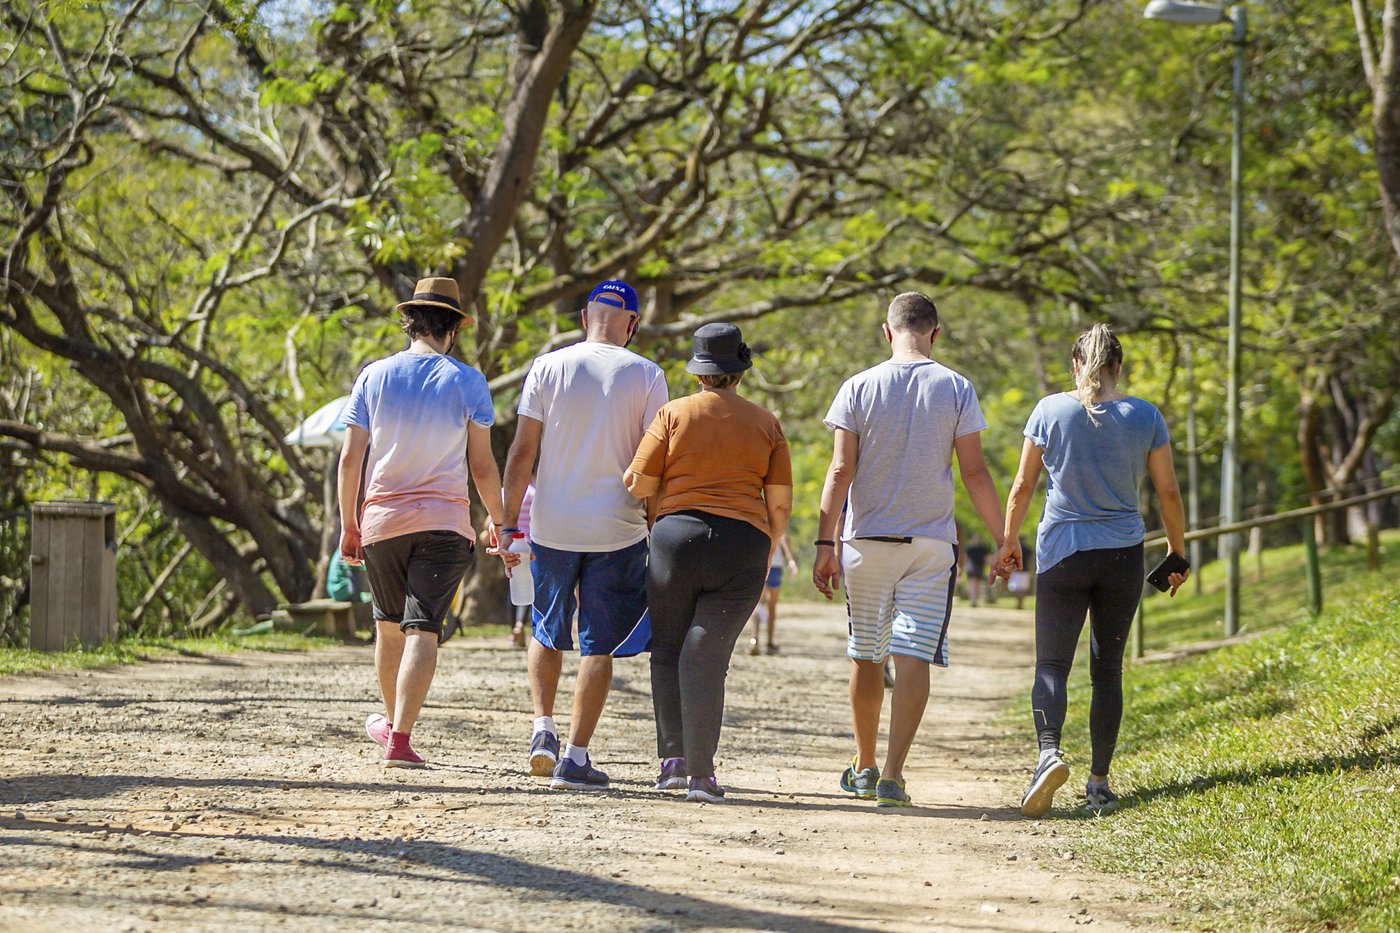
[1143,0,1246,636]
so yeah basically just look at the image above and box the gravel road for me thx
[0,601,1163,932]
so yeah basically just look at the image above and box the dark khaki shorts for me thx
[363,530,475,637]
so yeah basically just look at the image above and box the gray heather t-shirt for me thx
[823,359,986,542]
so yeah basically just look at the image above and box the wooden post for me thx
[1303,517,1322,617]
[1366,522,1381,572]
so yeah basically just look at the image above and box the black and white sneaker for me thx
[1084,782,1119,813]
[1020,753,1069,818]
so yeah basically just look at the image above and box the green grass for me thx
[1050,573,1400,931]
[1136,529,1399,654]
[0,631,337,676]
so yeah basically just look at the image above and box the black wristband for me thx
[499,526,520,535]
[814,539,836,547]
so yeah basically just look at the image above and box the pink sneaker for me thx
[365,713,391,748]
[384,732,426,769]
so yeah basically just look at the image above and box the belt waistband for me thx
[856,535,913,544]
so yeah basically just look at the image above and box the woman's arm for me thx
[623,471,659,499]
[764,484,793,542]
[1147,443,1190,595]
[995,438,1045,577]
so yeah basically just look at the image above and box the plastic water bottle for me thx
[508,533,534,606]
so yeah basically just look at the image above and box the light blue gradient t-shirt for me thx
[343,351,494,545]
[1025,392,1170,573]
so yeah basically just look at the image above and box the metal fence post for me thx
[1303,517,1322,617]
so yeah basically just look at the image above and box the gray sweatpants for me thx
[647,510,769,778]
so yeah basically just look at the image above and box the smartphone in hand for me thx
[1146,552,1191,592]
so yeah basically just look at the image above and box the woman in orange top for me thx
[625,323,793,803]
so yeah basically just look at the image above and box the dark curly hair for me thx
[400,304,463,342]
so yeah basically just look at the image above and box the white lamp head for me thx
[1143,0,1230,25]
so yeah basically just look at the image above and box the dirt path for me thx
[0,601,1164,932]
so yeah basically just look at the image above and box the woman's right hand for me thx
[990,539,1021,583]
[1166,561,1190,598]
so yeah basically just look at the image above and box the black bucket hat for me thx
[685,323,752,375]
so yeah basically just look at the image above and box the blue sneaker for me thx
[529,731,559,777]
[839,755,880,798]
[655,757,687,790]
[550,753,610,790]
[876,778,912,808]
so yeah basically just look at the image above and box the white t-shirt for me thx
[823,359,985,542]
[518,342,668,551]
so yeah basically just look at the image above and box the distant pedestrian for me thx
[812,292,1007,807]
[996,323,1189,817]
[626,323,792,803]
[338,276,512,768]
[748,534,798,656]
[963,537,993,607]
[501,280,668,790]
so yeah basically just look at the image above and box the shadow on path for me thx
[0,819,873,932]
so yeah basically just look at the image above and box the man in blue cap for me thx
[501,280,668,789]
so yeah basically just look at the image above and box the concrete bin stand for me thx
[29,500,119,650]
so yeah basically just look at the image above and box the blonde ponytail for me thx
[1071,323,1124,425]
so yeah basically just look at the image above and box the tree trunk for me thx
[1355,0,1400,261]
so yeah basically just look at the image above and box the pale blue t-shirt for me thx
[1025,392,1170,573]
[342,351,494,545]
[824,359,986,542]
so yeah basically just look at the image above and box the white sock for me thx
[1039,747,1062,764]
[533,716,556,737]
[564,743,589,766]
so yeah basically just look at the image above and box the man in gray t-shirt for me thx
[812,292,1008,809]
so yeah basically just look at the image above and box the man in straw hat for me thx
[338,276,512,768]
[501,279,668,790]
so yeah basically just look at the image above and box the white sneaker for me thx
[1021,753,1069,818]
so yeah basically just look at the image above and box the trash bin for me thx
[29,500,118,650]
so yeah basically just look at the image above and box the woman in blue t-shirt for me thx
[994,324,1189,817]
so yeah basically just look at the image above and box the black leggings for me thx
[1032,543,1143,776]
[647,510,770,778]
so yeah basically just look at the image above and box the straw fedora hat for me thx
[394,276,470,318]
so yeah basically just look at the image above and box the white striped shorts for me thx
[842,536,958,667]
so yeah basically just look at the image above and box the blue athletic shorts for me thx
[530,538,651,657]
[765,565,783,589]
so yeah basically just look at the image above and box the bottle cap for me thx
[511,532,526,539]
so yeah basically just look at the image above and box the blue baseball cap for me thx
[586,279,639,313]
